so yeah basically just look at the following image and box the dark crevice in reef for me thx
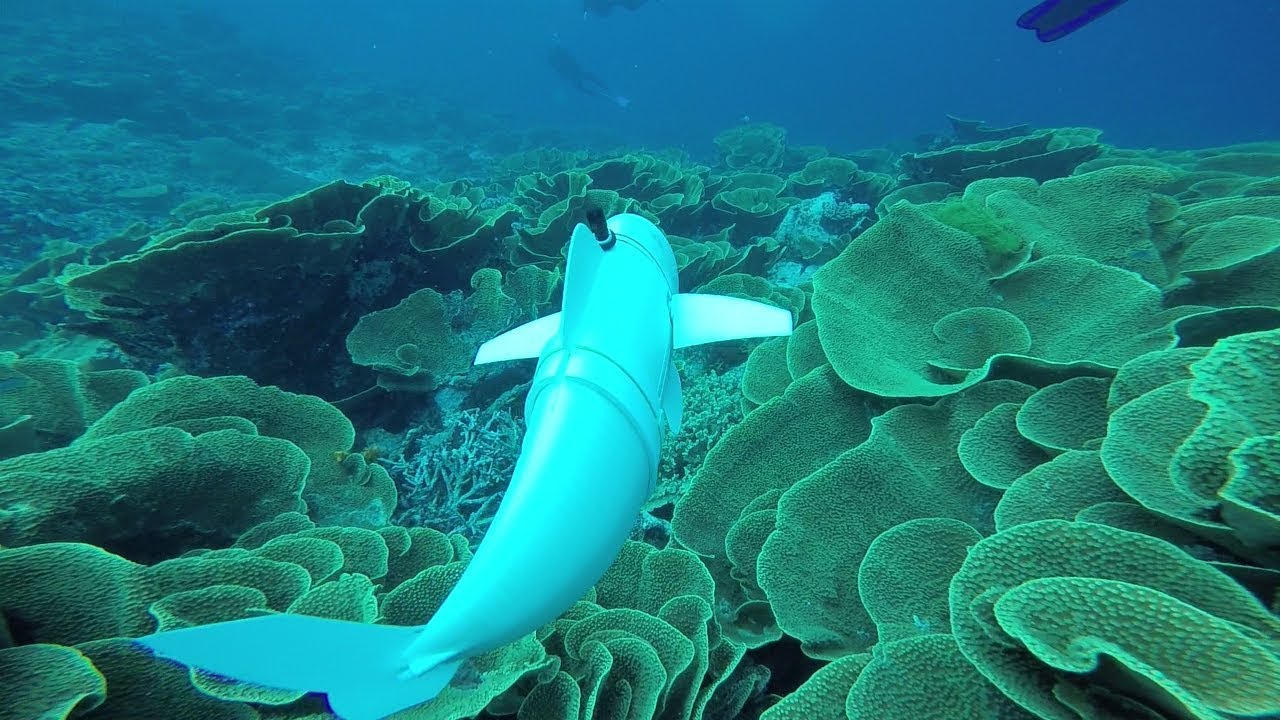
[748,635,824,699]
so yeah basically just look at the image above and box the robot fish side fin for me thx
[670,293,794,349]
[472,221,604,366]
[474,312,562,365]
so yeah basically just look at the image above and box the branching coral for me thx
[652,362,747,511]
[388,406,524,545]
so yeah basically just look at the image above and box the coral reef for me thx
[2,114,1279,720]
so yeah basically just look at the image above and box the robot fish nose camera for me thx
[585,206,616,250]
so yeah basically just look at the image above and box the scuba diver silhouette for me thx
[548,44,630,109]
[582,0,652,18]
[549,2,1120,116]
[579,0,1124,43]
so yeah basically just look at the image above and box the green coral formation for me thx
[652,363,747,512]
[0,352,149,458]
[900,127,1104,186]
[920,194,1028,270]
[3,121,1279,720]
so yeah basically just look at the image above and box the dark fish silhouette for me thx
[1017,0,1129,42]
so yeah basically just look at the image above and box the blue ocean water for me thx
[219,0,1279,150]
[3,2,1280,720]
[3,0,1278,253]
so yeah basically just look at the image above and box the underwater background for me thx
[2,0,1280,718]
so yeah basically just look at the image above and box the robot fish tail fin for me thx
[135,614,455,720]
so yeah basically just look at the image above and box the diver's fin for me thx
[670,293,793,349]
[560,222,606,344]
[662,357,682,434]
[135,614,455,720]
[1017,0,1128,42]
[474,312,562,365]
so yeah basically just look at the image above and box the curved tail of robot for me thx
[136,612,459,720]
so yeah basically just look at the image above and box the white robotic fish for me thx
[134,211,793,720]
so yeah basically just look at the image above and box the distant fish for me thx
[1017,0,1129,42]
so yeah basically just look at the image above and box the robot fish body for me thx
[134,212,793,720]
